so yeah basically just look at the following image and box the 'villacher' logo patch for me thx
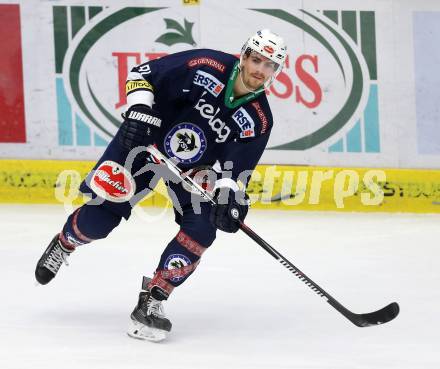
[90,160,136,203]
[164,123,207,164]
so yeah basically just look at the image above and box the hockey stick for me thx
[146,145,400,327]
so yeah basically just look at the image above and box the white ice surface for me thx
[1,204,439,369]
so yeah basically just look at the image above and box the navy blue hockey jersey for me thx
[126,49,273,184]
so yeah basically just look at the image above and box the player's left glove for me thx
[119,104,162,151]
[210,187,250,233]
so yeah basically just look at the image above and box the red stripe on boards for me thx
[0,4,26,143]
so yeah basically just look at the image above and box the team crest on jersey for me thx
[232,107,256,138]
[193,70,225,97]
[164,254,191,283]
[89,160,136,203]
[164,123,207,164]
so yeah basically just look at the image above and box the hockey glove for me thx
[119,104,162,151]
[210,187,250,233]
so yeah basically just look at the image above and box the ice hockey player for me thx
[35,29,287,341]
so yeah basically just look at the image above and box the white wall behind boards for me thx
[1,0,440,169]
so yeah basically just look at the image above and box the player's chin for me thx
[249,80,264,90]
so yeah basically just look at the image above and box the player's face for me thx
[241,52,277,90]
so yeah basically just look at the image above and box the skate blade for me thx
[127,318,168,342]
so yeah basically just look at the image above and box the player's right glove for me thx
[210,187,250,233]
[119,104,162,151]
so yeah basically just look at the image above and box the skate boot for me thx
[128,277,172,342]
[35,234,72,285]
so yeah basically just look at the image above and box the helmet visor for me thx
[243,49,282,76]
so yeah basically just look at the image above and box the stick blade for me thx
[353,302,400,327]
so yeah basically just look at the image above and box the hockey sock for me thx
[148,230,210,298]
[60,204,122,250]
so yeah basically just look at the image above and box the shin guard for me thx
[148,230,209,298]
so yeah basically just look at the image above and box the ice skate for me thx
[127,277,172,342]
[35,234,72,285]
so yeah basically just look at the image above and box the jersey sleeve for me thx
[224,128,270,187]
[125,51,196,109]
[222,129,271,189]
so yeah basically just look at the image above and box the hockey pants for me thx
[60,130,217,293]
